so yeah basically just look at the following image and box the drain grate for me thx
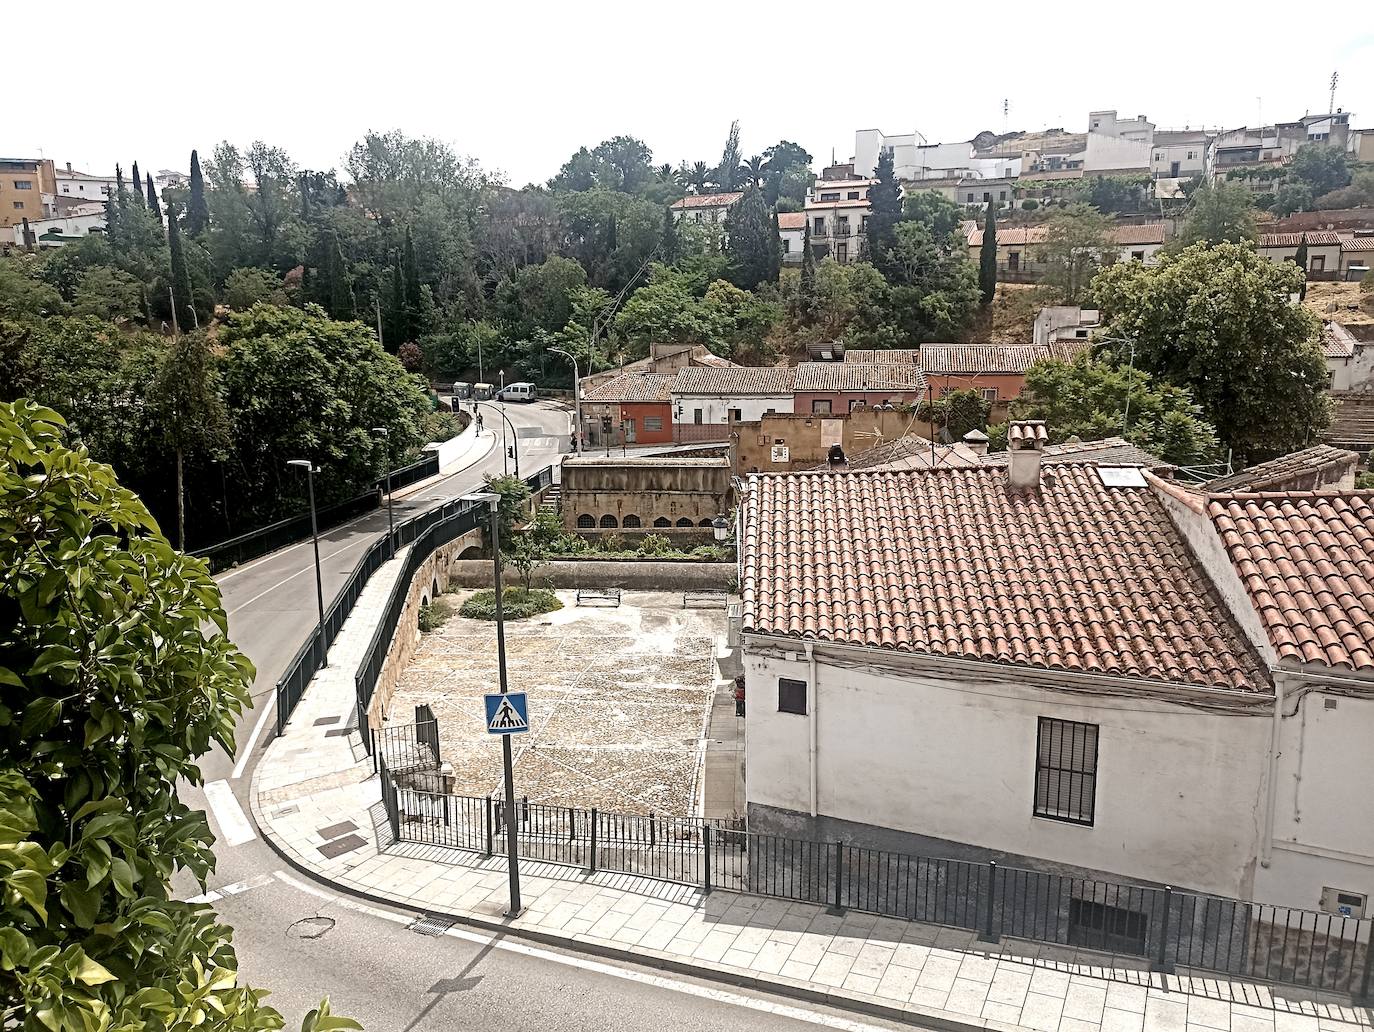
[408,913,456,937]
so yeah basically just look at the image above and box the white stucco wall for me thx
[11,211,107,245]
[1330,345,1374,391]
[1084,133,1153,172]
[779,226,805,263]
[743,641,1272,898]
[1150,143,1207,179]
[674,394,793,425]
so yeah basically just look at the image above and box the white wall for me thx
[1084,132,1153,172]
[744,642,1271,898]
[55,174,117,199]
[1151,143,1208,178]
[11,211,107,245]
[779,226,805,263]
[1330,344,1374,391]
[674,394,793,425]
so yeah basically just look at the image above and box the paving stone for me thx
[1188,996,1233,1030]
[946,977,992,1016]
[1103,1007,1149,1032]
[917,954,962,992]
[1064,982,1109,1023]
[1145,998,1190,1032]
[1021,991,1067,1032]
[811,952,855,988]
[316,821,358,839]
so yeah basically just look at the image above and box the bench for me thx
[576,587,622,607]
[682,589,728,609]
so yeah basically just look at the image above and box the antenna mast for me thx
[1329,70,1339,114]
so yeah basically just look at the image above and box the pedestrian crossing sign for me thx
[484,692,530,735]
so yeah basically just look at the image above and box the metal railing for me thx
[196,488,379,573]
[384,454,440,493]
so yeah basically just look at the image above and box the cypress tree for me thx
[167,214,195,333]
[866,149,903,274]
[724,186,778,290]
[979,201,998,305]
[769,208,782,283]
[661,204,679,264]
[186,149,210,235]
[327,230,356,320]
[799,219,816,322]
[130,161,145,206]
[386,255,405,350]
[402,226,422,340]
[1294,234,1309,301]
[145,173,162,221]
[115,163,125,197]
[106,164,123,248]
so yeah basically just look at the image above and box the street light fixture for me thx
[549,347,580,453]
[462,489,522,917]
[287,459,327,669]
[472,401,520,477]
[711,515,730,543]
[371,427,395,557]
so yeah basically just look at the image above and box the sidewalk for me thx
[250,557,1373,1032]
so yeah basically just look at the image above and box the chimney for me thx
[65,161,72,172]
[1006,420,1047,489]
[962,428,989,456]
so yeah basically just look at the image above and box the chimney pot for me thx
[962,428,989,457]
[1006,420,1047,489]
[66,161,72,171]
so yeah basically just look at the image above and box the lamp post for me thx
[472,401,519,477]
[463,490,521,917]
[371,427,395,557]
[712,514,730,543]
[287,459,327,669]
[550,347,580,452]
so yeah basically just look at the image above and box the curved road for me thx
[178,402,915,1030]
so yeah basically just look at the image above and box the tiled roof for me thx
[1111,224,1167,245]
[967,226,1049,246]
[838,438,982,472]
[777,212,807,230]
[793,363,925,392]
[1326,391,1374,449]
[670,192,743,209]
[672,365,795,396]
[740,465,1264,691]
[1204,445,1359,493]
[1319,323,1357,359]
[1337,232,1374,252]
[979,436,1168,469]
[965,223,1166,247]
[1209,492,1374,671]
[581,372,674,404]
[920,344,1050,374]
[1258,232,1342,247]
[843,349,922,365]
[805,198,872,209]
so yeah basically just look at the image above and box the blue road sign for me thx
[484,692,530,735]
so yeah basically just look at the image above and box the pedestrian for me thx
[734,675,746,718]
[475,412,484,435]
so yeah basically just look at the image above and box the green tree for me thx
[0,260,65,319]
[402,225,422,340]
[661,203,679,265]
[505,507,561,592]
[715,120,744,192]
[0,399,354,1031]
[924,388,991,440]
[1091,242,1329,460]
[724,187,779,290]
[325,229,356,321]
[130,161,144,207]
[1272,180,1314,217]
[1315,168,1374,209]
[1293,234,1309,301]
[144,173,161,221]
[482,472,532,552]
[1009,353,1220,465]
[798,219,816,321]
[1035,204,1112,304]
[864,149,903,270]
[686,161,711,194]
[761,140,813,208]
[186,148,210,235]
[223,267,285,310]
[883,220,981,340]
[978,202,997,305]
[1288,143,1350,198]
[1175,181,1257,248]
[166,213,196,333]
[147,332,231,548]
[71,266,143,322]
[492,255,586,339]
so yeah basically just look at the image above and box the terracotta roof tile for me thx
[1204,445,1359,493]
[581,371,675,403]
[672,365,795,396]
[741,465,1265,691]
[777,211,807,230]
[921,344,1051,374]
[966,223,1166,247]
[843,349,922,365]
[1319,322,1359,359]
[1259,231,1342,247]
[1207,492,1374,671]
[793,363,926,392]
[979,436,1167,469]
[670,192,744,209]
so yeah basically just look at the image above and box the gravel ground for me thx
[386,589,727,815]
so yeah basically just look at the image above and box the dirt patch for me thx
[1305,281,1374,328]
[384,590,726,816]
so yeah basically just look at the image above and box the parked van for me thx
[499,382,537,402]
[452,381,473,400]
[472,382,495,400]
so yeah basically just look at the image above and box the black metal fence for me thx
[384,454,440,493]
[197,488,379,573]
[372,715,1373,1000]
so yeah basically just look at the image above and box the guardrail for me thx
[196,488,379,574]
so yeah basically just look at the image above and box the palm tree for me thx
[656,163,674,183]
[741,155,768,189]
[689,161,711,194]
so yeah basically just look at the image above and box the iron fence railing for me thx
[371,716,1373,1000]
[383,454,440,493]
[196,488,379,573]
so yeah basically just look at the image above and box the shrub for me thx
[1021,199,1039,211]
[601,533,625,553]
[459,587,563,620]
[418,596,455,632]
[1362,269,1374,295]
[637,533,672,557]
[1357,472,1374,490]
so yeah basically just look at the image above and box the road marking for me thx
[184,871,278,905]
[204,779,257,846]
[231,697,277,780]
[272,872,900,1031]
[224,536,371,617]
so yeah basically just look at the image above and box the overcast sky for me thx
[12,1,1372,187]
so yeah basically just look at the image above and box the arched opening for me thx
[653,517,671,528]
[599,514,618,528]
[698,518,714,528]
[676,518,693,528]
[457,544,483,560]
[622,514,641,528]
[431,577,440,598]
[577,513,595,529]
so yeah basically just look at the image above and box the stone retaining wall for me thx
[445,559,733,591]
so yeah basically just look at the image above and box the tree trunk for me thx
[176,446,185,551]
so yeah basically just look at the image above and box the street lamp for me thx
[472,401,519,477]
[462,490,521,917]
[287,459,327,669]
[371,427,394,557]
[550,347,580,453]
[711,515,730,543]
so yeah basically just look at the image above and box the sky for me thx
[11,1,1373,187]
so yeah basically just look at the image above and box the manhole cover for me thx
[287,916,335,940]
[409,914,456,937]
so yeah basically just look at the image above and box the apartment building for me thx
[1,157,56,231]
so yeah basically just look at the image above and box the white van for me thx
[499,382,537,402]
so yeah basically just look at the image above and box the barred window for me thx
[576,513,594,528]
[778,678,807,715]
[1034,717,1098,825]
[653,517,671,528]
[621,514,641,528]
[644,416,663,431]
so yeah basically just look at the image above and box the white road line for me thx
[224,536,370,617]
[231,697,277,780]
[182,871,278,905]
[272,871,898,1031]
[204,779,257,847]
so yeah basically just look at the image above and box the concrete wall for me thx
[673,394,794,427]
[1084,133,1153,172]
[422,419,482,471]
[446,559,733,590]
[1331,344,1374,392]
[561,458,732,535]
[743,640,1272,899]
[731,409,936,475]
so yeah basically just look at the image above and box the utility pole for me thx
[1329,70,1339,115]
[375,295,384,348]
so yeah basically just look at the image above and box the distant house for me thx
[965,223,1167,279]
[669,192,742,227]
[1319,322,1374,391]
[918,342,1090,403]
[670,366,795,442]
[791,362,926,415]
[1258,232,1343,279]
[778,211,806,264]
[804,174,873,265]
[578,372,675,449]
[1200,444,1359,493]
[1032,306,1101,346]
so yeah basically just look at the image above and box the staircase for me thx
[540,484,561,517]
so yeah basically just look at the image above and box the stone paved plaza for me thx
[385,589,726,815]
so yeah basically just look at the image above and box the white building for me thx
[853,130,1019,182]
[738,426,1374,922]
[669,366,794,428]
[1258,232,1343,277]
[805,177,872,265]
[1032,306,1101,347]
[1088,109,1155,142]
[1150,130,1210,179]
[1082,132,1153,173]
[1320,322,1374,391]
[669,192,742,226]
[10,205,107,247]
[778,211,806,264]
[54,164,120,202]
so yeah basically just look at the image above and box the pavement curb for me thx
[391,425,496,503]
[248,797,993,1032]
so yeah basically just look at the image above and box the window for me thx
[698,518,713,527]
[644,416,663,431]
[820,191,840,201]
[847,191,860,200]
[1008,251,1020,271]
[694,212,703,223]
[835,242,847,263]
[1034,717,1098,825]
[983,191,992,202]
[782,239,791,253]
[860,215,869,233]
[13,180,33,190]
[813,217,825,235]
[693,408,703,424]
[1311,255,1326,272]
[1187,151,1195,160]
[577,513,595,528]
[599,514,617,528]
[837,215,849,234]
[622,514,641,528]
[1068,898,1147,955]
[676,517,693,527]
[778,678,807,715]
[966,192,975,202]
[653,516,671,528]
[728,408,742,422]
[11,201,23,210]
[1132,250,1145,261]
[1000,191,1007,201]
[981,388,998,401]
[849,399,865,412]
[811,399,831,414]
